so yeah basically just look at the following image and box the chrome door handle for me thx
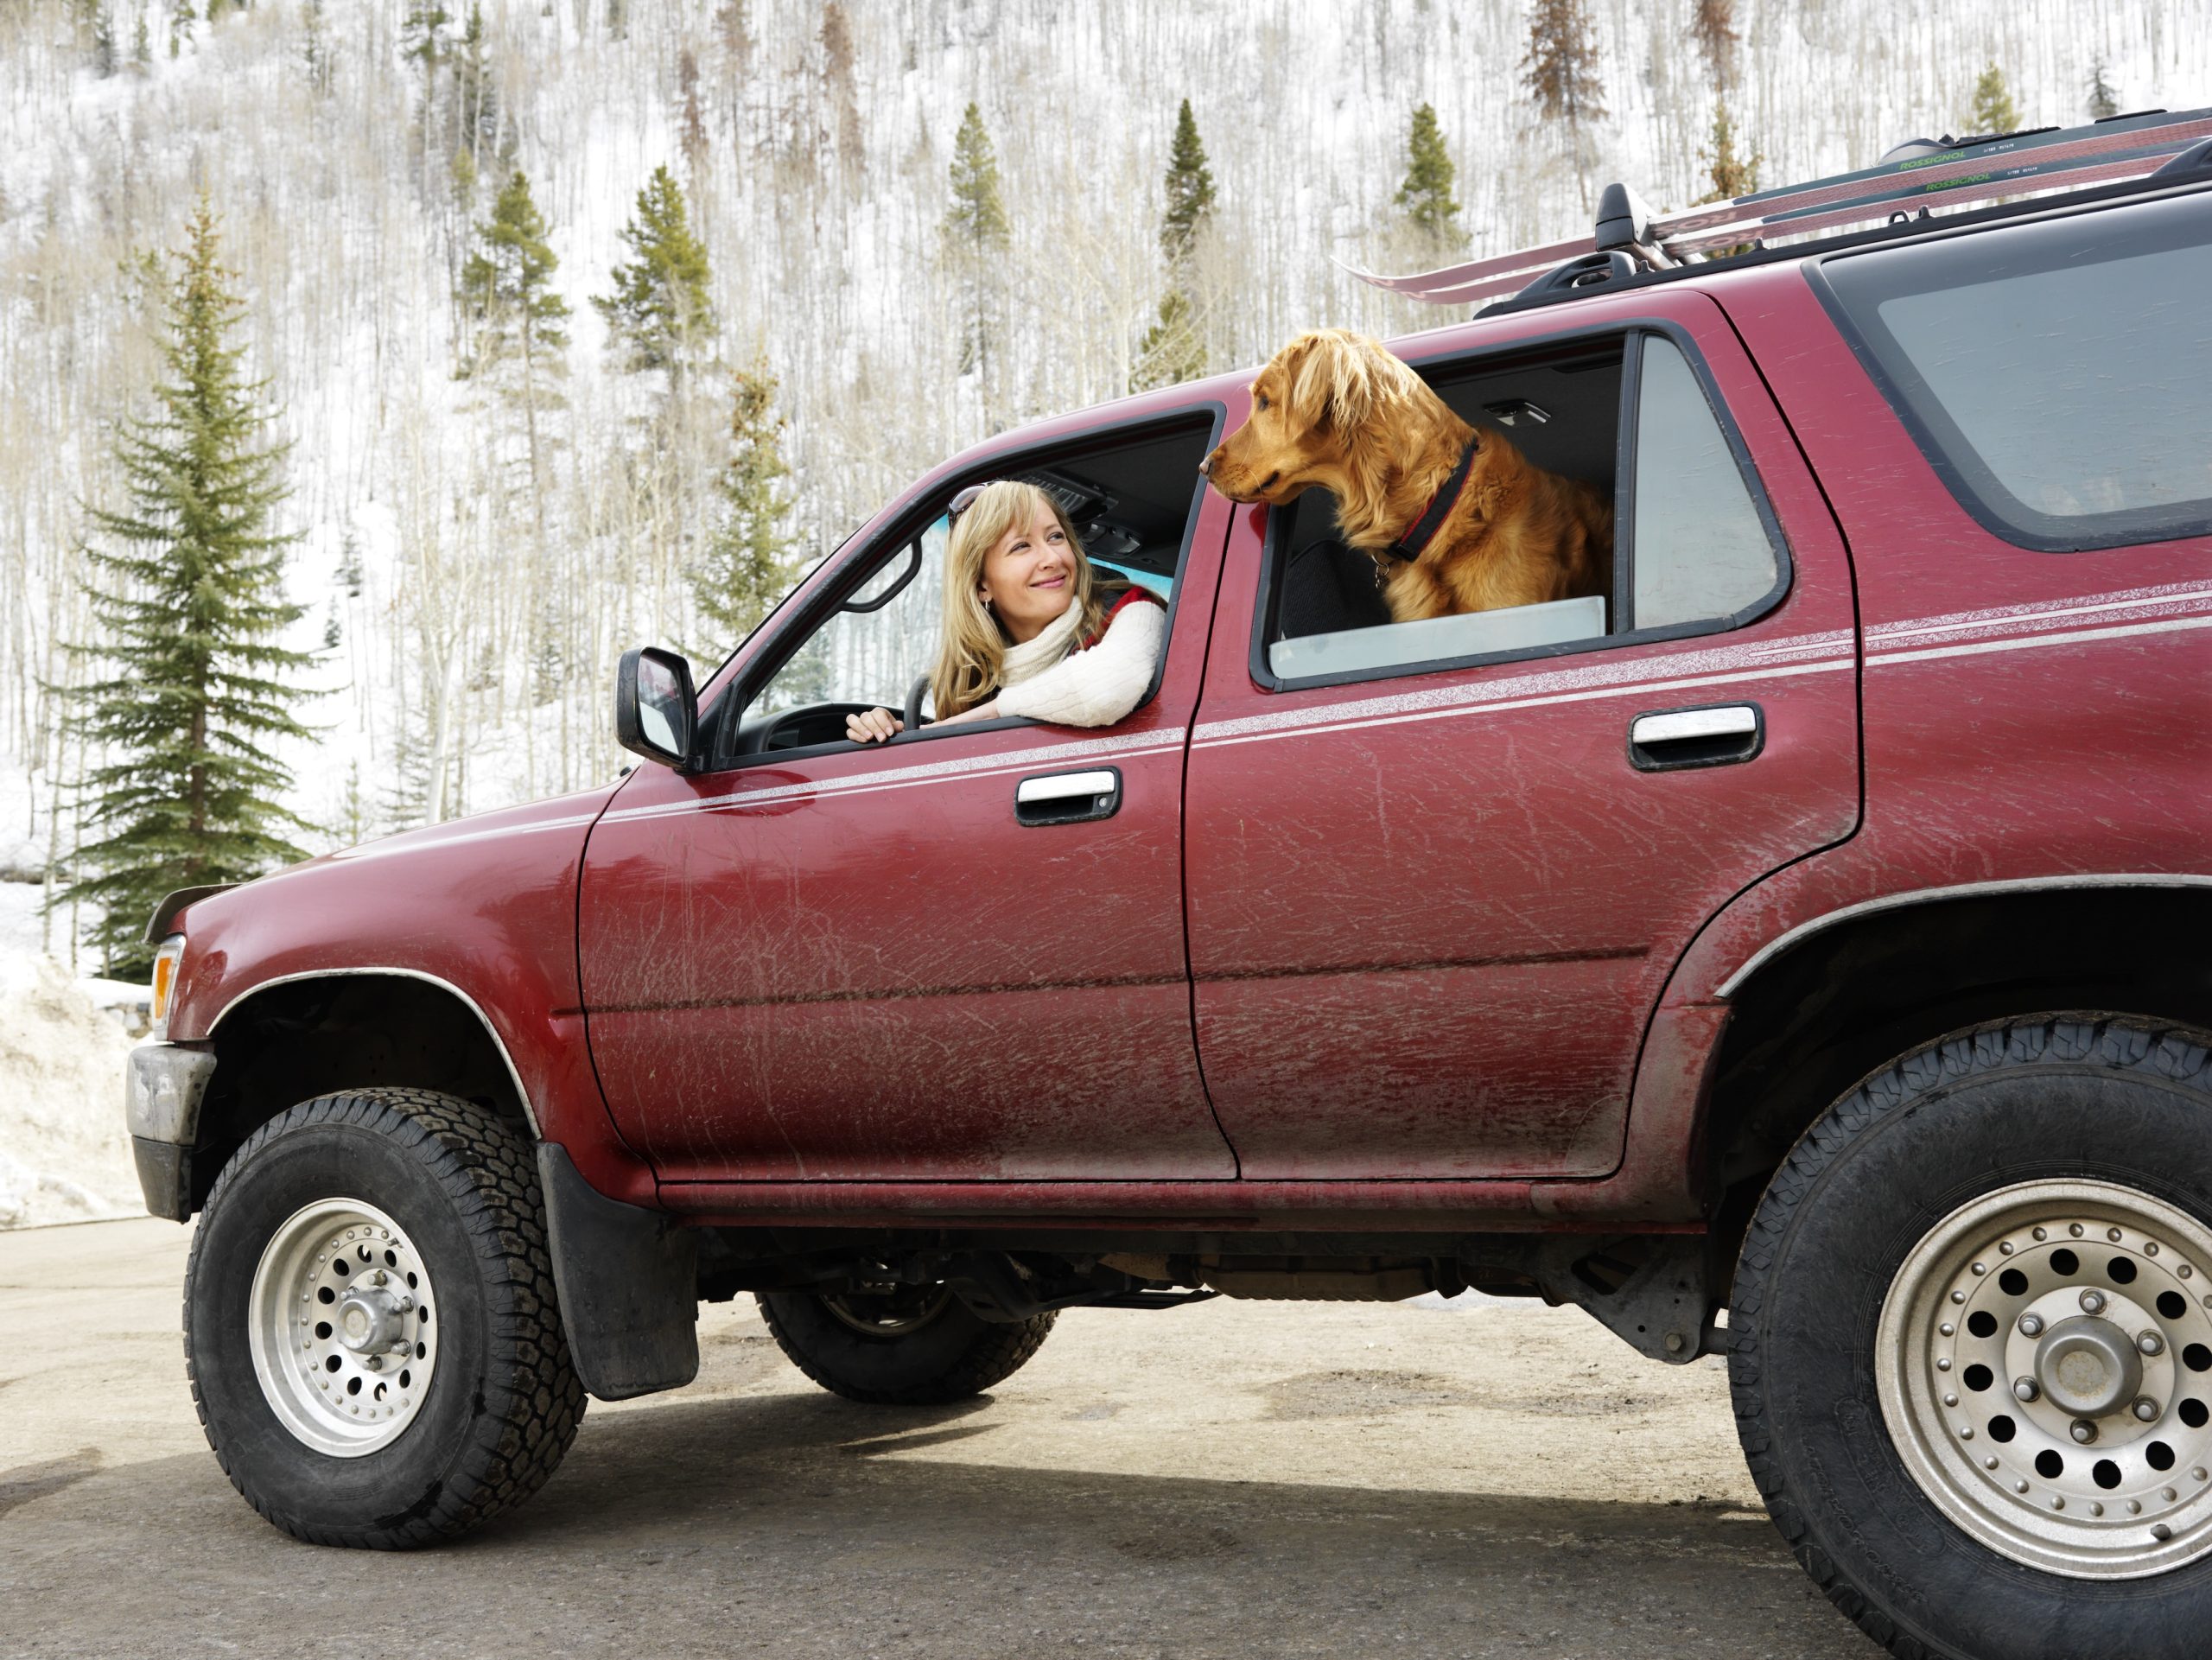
[1629,703,1763,771]
[1014,767,1122,826]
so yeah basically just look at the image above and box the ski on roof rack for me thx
[1348,105,2212,310]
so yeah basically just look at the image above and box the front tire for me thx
[757,1285,1055,1404]
[1732,1016,2212,1659]
[185,1089,586,1548]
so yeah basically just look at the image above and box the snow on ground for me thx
[0,881,144,1230]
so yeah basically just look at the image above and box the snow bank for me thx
[0,946,143,1230]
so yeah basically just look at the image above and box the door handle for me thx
[1014,767,1122,826]
[1628,703,1763,772]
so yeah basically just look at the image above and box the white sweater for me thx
[994,594,1166,727]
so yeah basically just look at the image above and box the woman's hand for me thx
[845,707,903,744]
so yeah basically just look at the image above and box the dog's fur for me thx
[1202,328,1613,623]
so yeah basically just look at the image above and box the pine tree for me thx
[941,103,1009,379]
[453,3,499,164]
[90,7,117,77]
[130,13,151,73]
[1395,103,1461,244]
[594,165,716,388]
[1132,100,1215,391]
[1132,289,1205,392]
[1522,0,1606,210]
[460,169,569,507]
[1159,99,1216,265]
[1693,0,1738,89]
[1696,99,1759,203]
[1967,63,2021,137]
[2088,59,2120,121]
[61,201,318,976]
[302,0,332,92]
[692,365,799,652]
[168,0,194,57]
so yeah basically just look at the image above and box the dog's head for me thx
[1201,329,1426,506]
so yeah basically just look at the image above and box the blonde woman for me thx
[844,480,1167,744]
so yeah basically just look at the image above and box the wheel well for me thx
[194,975,530,1211]
[1703,887,2212,1264]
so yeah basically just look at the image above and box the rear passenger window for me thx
[1630,336,1779,630]
[1261,328,1785,686]
[1819,193,2212,550]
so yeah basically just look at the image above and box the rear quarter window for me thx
[1816,190,2212,551]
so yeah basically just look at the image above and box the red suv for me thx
[127,111,2212,1658]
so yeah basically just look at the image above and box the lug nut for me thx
[388,1338,412,1355]
[364,1355,384,1372]
[2019,1313,2046,1338]
[2135,1397,2161,1423]
[2081,1289,2107,1315]
[2071,1419,2099,1444]
[2015,1377,2042,1403]
[2139,1331,2166,1358]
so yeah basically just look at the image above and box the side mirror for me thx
[614,646,698,769]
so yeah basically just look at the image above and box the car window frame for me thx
[1808,185,2212,554]
[1246,317,1794,696]
[704,402,1226,773]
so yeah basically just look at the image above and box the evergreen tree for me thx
[90,7,117,77]
[1395,103,1461,244]
[1967,63,2020,137]
[459,169,569,505]
[130,13,151,73]
[1159,99,1216,265]
[2088,58,2120,121]
[61,201,318,976]
[940,103,1009,378]
[594,165,716,387]
[692,365,799,652]
[453,3,499,164]
[1522,0,1605,209]
[1696,99,1759,203]
[302,0,332,92]
[1132,289,1205,393]
[1133,100,1215,391]
[168,0,194,57]
[1693,0,1737,89]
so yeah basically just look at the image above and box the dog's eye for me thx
[1255,392,1270,411]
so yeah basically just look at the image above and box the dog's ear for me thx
[1281,330,1369,437]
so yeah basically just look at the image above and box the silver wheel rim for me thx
[1878,1178,2212,1578]
[247,1199,440,1458]
[819,1285,954,1339]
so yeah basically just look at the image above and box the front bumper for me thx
[125,1043,217,1220]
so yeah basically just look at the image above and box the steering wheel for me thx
[900,673,931,740]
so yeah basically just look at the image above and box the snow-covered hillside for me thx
[0,1,2206,1218]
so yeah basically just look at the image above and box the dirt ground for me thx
[0,1217,1878,1658]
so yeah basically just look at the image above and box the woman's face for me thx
[978,500,1077,643]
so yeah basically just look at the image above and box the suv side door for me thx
[1184,291,1859,1179]
[579,410,1237,1186]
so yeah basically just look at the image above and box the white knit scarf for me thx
[997,595,1086,688]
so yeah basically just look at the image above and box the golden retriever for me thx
[1201,328,1613,623]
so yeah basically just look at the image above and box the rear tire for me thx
[184,1089,586,1548]
[757,1285,1055,1404]
[1731,1015,2212,1659]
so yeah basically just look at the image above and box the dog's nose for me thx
[1198,449,1216,478]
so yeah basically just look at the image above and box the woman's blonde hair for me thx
[928,480,1119,718]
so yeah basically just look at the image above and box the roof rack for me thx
[1351,106,2212,310]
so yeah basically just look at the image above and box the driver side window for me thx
[756,516,949,718]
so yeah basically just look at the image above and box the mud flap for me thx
[536,1143,699,1401]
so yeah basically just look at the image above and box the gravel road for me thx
[0,1217,1878,1658]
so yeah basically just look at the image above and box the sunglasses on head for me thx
[946,481,993,524]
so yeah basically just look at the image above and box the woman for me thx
[844,479,1166,743]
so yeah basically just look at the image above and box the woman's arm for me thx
[993,597,1166,728]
